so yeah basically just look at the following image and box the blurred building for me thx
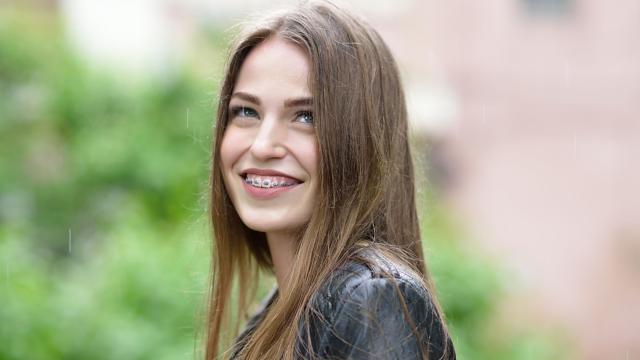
[59,0,197,78]
[368,0,639,359]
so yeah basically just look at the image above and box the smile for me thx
[238,169,305,199]
[241,176,302,200]
[243,174,299,189]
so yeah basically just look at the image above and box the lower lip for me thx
[241,179,301,200]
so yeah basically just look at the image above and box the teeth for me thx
[244,174,296,188]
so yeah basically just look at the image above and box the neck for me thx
[265,231,296,291]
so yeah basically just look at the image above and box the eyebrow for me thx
[231,92,260,105]
[284,97,313,108]
[231,91,313,108]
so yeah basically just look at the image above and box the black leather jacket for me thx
[231,249,456,359]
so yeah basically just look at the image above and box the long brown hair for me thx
[206,1,449,359]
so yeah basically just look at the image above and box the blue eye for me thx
[296,111,314,125]
[230,106,259,119]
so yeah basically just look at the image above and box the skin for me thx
[220,37,318,290]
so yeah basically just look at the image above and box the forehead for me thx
[233,37,312,98]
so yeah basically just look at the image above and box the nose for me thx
[249,116,287,160]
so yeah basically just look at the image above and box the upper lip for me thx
[240,168,303,182]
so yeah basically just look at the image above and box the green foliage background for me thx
[0,6,568,360]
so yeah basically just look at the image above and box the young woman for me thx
[205,1,456,359]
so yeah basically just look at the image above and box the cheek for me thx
[302,139,319,177]
[219,128,243,172]
[307,138,320,176]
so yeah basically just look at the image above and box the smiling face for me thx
[219,37,318,237]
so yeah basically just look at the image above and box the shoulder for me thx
[319,248,440,331]
[315,249,430,318]
[298,248,456,359]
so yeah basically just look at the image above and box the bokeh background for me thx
[1,0,638,359]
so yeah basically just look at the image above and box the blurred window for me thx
[523,0,572,16]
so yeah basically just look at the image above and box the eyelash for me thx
[296,111,314,124]
[230,106,258,119]
[229,106,314,125]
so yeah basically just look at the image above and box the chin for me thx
[238,211,307,234]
